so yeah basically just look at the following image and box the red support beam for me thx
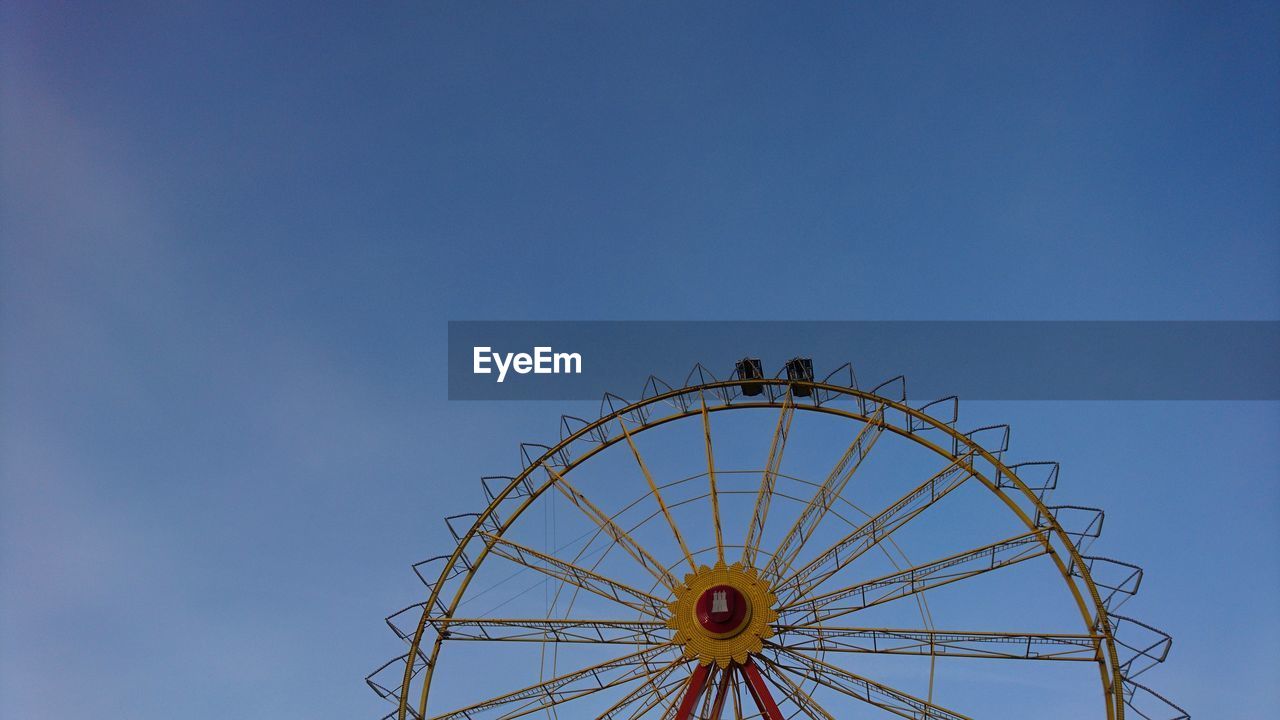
[741,658,785,720]
[673,663,712,720]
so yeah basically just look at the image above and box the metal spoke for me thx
[742,392,797,567]
[779,529,1051,624]
[617,416,698,573]
[427,618,671,645]
[698,665,723,718]
[774,453,977,603]
[601,665,689,720]
[544,464,679,591]
[700,392,726,565]
[755,662,836,720]
[427,644,674,720]
[764,406,885,583]
[731,666,743,720]
[480,532,670,618]
[771,627,1102,661]
[707,665,733,719]
[766,648,973,720]
[595,656,690,720]
[620,673,685,720]
[656,676,687,720]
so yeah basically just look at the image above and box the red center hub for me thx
[694,584,750,637]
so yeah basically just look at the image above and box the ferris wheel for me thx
[368,358,1188,720]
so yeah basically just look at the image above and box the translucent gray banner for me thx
[447,321,1279,400]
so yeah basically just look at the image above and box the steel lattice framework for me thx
[368,359,1188,720]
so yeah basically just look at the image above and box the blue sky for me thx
[2,2,1277,719]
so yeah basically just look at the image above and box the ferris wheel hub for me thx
[667,561,779,668]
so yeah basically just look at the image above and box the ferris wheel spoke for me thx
[617,416,698,573]
[773,452,978,604]
[621,668,690,720]
[696,665,723,718]
[742,392,797,567]
[754,661,836,720]
[543,464,680,592]
[426,644,675,720]
[479,532,670,618]
[778,529,1051,624]
[700,392,726,565]
[426,618,672,645]
[655,676,687,720]
[706,664,734,719]
[730,667,743,720]
[627,668,687,720]
[594,656,691,720]
[616,676,686,720]
[763,406,886,584]
[769,627,1102,662]
[765,648,974,720]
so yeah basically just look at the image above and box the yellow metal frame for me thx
[395,378,1130,720]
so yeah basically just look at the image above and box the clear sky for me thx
[2,2,1277,719]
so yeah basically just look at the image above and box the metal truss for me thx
[477,531,670,618]
[778,528,1052,625]
[772,451,980,605]
[769,627,1102,662]
[426,618,671,645]
[428,644,675,720]
[761,404,886,584]
[767,647,973,720]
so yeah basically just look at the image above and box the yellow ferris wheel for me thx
[368,358,1188,720]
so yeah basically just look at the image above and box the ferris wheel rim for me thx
[398,376,1135,720]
